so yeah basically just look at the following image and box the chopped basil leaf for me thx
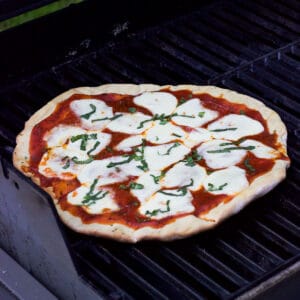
[207,145,255,153]
[107,139,148,171]
[81,179,108,206]
[128,107,137,113]
[71,156,94,164]
[107,157,132,168]
[137,112,195,129]
[210,128,237,132]
[70,133,97,151]
[92,114,123,123]
[183,151,202,166]
[62,156,71,169]
[207,182,228,192]
[145,200,171,217]
[80,104,96,120]
[150,171,165,184]
[172,133,182,138]
[158,142,180,156]
[198,111,205,118]
[240,110,246,115]
[244,158,256,173]
[119,182,144,190]
[158,179,194,197]
[87,141,100,156]
[155,136,159,141]
[178,98,187,106]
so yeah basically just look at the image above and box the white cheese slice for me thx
[131,171,162,203]
[197,139,247,169]
[67,186,119,214]
[144,142,190,171]
[133,92,177,115]
[145,121,186,144]
[139,190,194,219]
[115,135,143,151]
[203,166,249,195]
[184,128,213,148]
[44,125,86,148]
[208,114,264,140]
[240,139,279,159]
[163,162,207,191]
[172,99,218,127]
[39,147,86,179]
[106,112,153,134]
[70,99,113,130]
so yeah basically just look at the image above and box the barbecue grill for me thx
[1,0,300,299]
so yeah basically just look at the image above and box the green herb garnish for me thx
[71,156,94,164]
[183,151,202,166]
[158,142,180,156]
[150,171,165,184]
[240,110,246,115]
[62,156,71,169]
[81,179,108,206]
[92,114,123,123]
[210,128,237,132]
[128,107,137,113]
[145,200,171,217]
[207,145,255,153]
[119,182,144,190]
[172,133,182,138]
[137,113,195,129]
[244,158,256,173]
[198,112,205,118]
[158,179,194,197]
[106,146,113,152]
[106,139,148,171]
[207,182,228,192]
[87,141,100,156]
[70,133,97,151]
[80,104,96,120]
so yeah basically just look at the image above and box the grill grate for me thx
[1,0,300,299]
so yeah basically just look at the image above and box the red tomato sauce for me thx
[28,89,289,228]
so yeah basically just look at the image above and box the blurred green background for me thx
[0,0,84,32]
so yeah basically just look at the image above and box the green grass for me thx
[0,0,84,33]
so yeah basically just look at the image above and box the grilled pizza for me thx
[13,84,290,242]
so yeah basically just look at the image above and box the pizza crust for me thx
[13,84,290,242]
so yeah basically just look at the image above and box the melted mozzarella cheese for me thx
[203,166,249,195]
[44,125,86,147]
[70,99,113,130]
[67,186,119,214]
[240,139,279,159]
[145,121,186,144]
[144,143,190,171]
[39,147,85,179]
[197,139,247,169]
[134,92,177,115]
[163,162,207,191]
[184,128,213,148]
[115,135,143,151]
[131,171,162,203]
[139,190,194,219]
[208,114,264,140]
[172,99,218,127]
[106,112,152,134]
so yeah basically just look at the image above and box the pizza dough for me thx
[13,85,290,242]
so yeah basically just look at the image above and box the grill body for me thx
[0,0,300,299]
